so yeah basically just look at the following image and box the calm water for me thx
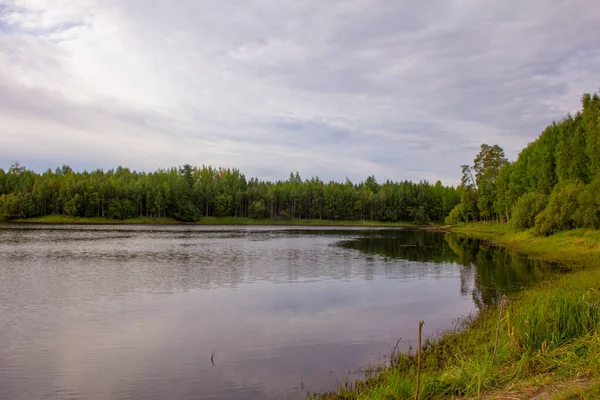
[0,225,560,400]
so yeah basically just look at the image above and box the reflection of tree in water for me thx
[341,229,566,308]
[444,233,567,308]
[339,229,461,264]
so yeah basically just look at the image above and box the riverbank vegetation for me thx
[446,93,600,236]
[311,224,600,399]
[0,164,459,224]
[311,91,600,399]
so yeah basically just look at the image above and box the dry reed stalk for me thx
[415,320,424,400]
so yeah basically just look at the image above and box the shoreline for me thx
[312,223,600,399]
[4,217,599,397]
[2,215,419,228]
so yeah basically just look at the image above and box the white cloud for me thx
[1,0,599,184]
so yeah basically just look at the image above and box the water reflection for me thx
[0,225,562,400]
[341,230,564,307]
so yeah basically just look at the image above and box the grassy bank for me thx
[6,215,414,227]
[311,223,600,400]
[452,223,600,268]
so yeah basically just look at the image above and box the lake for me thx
[0,225,560,400]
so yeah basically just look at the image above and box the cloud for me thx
[0,0,598,183]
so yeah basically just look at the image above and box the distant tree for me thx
[9,162,26,175]
[0,163,461,223]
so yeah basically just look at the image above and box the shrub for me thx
[0,192,36,218]
[214,194,233,217]
[106,199,137,220]
[574,178,600,229]
[445,204,464,225]
[248,200,268,219]
[173,200,199,222]
[534,182,584,235]
[511,192,548,231]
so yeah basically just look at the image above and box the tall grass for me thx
[513,288,600,352]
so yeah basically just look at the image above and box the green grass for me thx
[310,223,600,399]
[452,222,600,268]
[8,215,182,225]
[8,215,415,227]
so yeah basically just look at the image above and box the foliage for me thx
[458,144,508,222]
[248,200,268,219]
[574,177,600,229]
[445,203,464,225]
[0,164,460,223]
[534,183,584,235]
[173,200,199,222]
[452,92,600,234]
[511,192,548,231]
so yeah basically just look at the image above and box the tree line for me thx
[447,92,600,235]
[0,164,460,223]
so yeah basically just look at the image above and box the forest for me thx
[0,164,460,224]
[447,92,600,235]
[4,91,598,229]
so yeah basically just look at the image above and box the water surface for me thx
[0,225,559,399]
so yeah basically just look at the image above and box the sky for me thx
[0,0,599,185]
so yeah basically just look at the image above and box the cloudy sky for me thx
[0,0,598,184]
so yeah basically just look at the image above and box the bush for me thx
[63,193,82,217]
[0,193,19,217]
[248,200,268,219]
[214,194,233,217]
[173,200,199,222]
[414,206,429,225]
[574,178,600,229]
[0,192,36,218]
[511,192,548,231]
[445,204,464,225]
[106,199,137,220]
[534,182,584,235]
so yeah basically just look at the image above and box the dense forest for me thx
[4,92,597,228]
[447,92,600,235]
[0,164,460,223]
